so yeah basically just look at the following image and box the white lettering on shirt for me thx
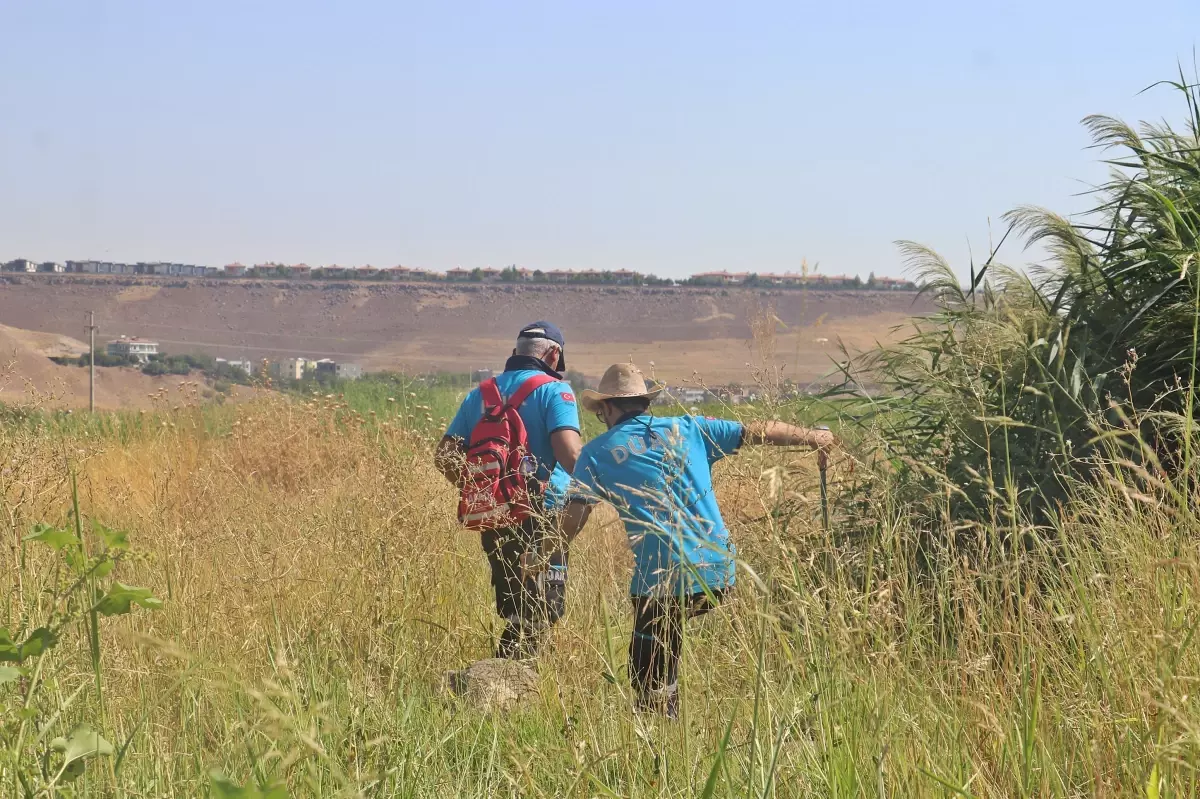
[610,430,674,465]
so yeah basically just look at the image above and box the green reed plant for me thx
[828,72,1200,536]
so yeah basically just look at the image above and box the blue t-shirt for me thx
[445,370,580,482]
[570,414,744,596]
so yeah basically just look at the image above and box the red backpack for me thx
[457,374,558,530]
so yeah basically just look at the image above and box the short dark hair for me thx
[605,396,652,415]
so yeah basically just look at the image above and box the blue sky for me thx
[1,1,1197,280]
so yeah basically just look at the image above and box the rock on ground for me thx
[443,658,540,712]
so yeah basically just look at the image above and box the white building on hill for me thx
[106,337,159,363]
[216,358,252,373]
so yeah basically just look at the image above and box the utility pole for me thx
[87,311,97,412]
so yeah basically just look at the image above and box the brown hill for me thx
[0,275,932,386]
[0,322,254,410]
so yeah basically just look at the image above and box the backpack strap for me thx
[478,377,504,410]
[504,373,558,412]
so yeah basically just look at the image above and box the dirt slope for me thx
[0,323,254,410]
[0,276,932,385]
[0,324,90,359]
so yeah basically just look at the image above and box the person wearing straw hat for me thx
[553,362,835,718]
[435,322,583,661]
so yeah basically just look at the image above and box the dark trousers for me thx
[629,590,726,717]
[480,517,568,660]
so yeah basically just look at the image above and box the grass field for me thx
[1,378,1197,798]
[7,61,1200,799]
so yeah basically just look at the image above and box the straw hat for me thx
[580,362,664,412]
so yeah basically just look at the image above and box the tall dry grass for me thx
[1,388,1197,797]
[7,69,1200,798]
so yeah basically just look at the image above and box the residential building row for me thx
[4,259,65,273]
[4,259,221,277]
[688,270,912,289]
[651,385,767,406]
[3,258,916,290]
[99,339,361,381]
[269,357,362,381]
[105,338,252,375]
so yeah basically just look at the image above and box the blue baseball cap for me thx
[518,321,567,370]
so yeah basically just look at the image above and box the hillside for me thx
[0,275,932,385]
[0,322,255,409]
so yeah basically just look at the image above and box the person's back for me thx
[573,413,743,596]
[446,367,577,484]
[436,321,582,660]
[558,361,836,717]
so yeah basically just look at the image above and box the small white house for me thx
[653,387,711,406]
[215,358,252,374]
[106,337,159,363]
[6,259,36,273]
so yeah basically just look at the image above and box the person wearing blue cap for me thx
[436,321,582,660]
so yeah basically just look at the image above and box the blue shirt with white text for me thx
[570,414,743,596]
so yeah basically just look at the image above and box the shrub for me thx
[829,75,1200,532]
[70,352,137,368]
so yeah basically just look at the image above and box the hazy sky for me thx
[1,2,1197,280]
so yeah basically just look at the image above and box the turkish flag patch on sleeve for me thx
[561,392,576,403]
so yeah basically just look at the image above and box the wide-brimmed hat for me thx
[580,362,664,412]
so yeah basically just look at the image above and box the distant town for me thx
[102,337,808,403]
[103,336,363,383]
[1,258,916,290]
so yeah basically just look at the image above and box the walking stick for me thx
[817,426,830,531]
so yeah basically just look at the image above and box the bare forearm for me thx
[561,501,593,544]
[566,503,595,542]
[743,421,834,450]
